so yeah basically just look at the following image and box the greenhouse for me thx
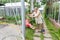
[47,1,60,26]
[0,0,60,40]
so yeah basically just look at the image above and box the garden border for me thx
[49,18,60,28]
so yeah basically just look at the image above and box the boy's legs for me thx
[38,23,45,32]
[41,23,44,29]
[35,23,44,32]
[41,23,45,33]
[35,24,40,32]
[35,24,42,32]
[38,24,42,31]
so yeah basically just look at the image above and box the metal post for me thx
[21,0,25,40]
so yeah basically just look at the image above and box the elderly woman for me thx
[30,7,45,33]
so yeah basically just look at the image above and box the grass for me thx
[25,27,44,40]
[45,18,60,40]
[0,16,21,24]
[26,28,34,40]
[40,33,44,40]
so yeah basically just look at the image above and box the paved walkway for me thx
[33,29,41,40]
[33,21,52,40]
[0,24,24,40]
[43,22,52,40]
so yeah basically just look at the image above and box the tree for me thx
[45,0,52,18]
[41,0,47,5]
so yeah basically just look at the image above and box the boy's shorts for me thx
[37,23,44,29]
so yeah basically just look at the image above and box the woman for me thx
[25,17,35,29]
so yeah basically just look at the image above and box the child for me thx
[25,17,35,29]
[30,7,45,33]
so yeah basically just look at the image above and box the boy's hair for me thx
[34,7,38,10]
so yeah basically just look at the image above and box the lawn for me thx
[26,28,34,40]
[45,18,60,40]
[40,33,44,40]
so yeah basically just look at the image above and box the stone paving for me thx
[0,24,24,40]
[33,37,41,40]
[33,29,41,40]
[33,21,52,40]
[33,31,41,40]
[43,22,52,40]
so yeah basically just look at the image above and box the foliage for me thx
[41,0,47,5]
[5,16,21,20]
[26,28,34,40]
[52,2,59,20]
[30,18,36,26]
[40,33,44,40]
[45,18,60,40]
[34,2,40,8]
[45,1,59,21]
[2,16,21,24]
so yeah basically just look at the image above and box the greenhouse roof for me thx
[38,5,46,11]
[57,1,60,3]
[5,2,30,7]
[0,6,5,7]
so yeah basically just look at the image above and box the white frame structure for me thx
[21,0,25,40]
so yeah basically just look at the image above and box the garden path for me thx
[33,20,52,40]
[0,24,23,40]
